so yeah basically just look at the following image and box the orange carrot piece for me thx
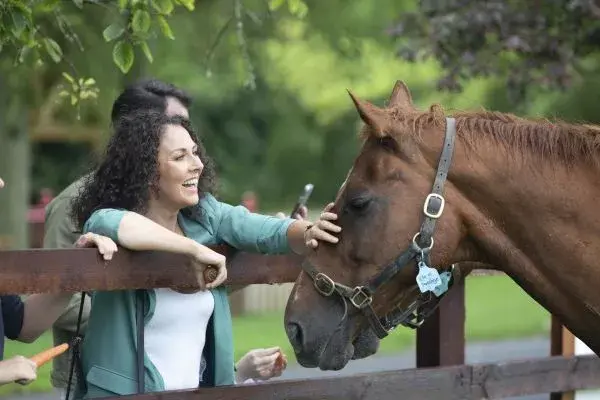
[274,351,287,369]
[29,343,69,367]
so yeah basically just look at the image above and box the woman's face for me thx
[155,124,204,210]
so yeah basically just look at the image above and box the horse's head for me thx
[285,81,474,370]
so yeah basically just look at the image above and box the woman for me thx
[69,110,340,398]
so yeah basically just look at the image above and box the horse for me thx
[283,80,600,371]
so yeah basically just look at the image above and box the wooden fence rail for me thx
[0,247,302,294]
[1,247,599,399]
[107,355,600,400]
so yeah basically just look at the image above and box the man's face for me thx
[165,97,189,119]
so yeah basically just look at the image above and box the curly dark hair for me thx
[70,109,217,230]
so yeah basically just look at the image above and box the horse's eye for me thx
[379,136,398,153]
[347,196,372,212]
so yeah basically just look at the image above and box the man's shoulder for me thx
[46,174,90,215]
[43,174,91,248]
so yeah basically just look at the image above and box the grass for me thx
[0,275,550,395]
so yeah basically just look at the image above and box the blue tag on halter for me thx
[416,261,443,293]
[432,271,452,297]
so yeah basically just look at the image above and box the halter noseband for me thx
[301,117,459,338]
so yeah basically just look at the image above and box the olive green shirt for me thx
[43,175,90,391]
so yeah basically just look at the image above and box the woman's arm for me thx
[83,208,227,288]
[204,195,296,255]
[84,209,198,255]
[205,195,340,255]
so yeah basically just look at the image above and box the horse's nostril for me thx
[285,322,304,350]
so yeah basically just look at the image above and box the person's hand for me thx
[75,233,118,260]
[192,244,227,289]
[274,205,308,220]
[0,356,37,386]
[235,347,287,382]
[304,202,341,249]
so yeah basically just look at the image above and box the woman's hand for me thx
[235,347,287,382]
[191,244,227,289]
[75,233,118,260]
[305,202,341,249]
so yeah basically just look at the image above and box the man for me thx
[44,79,302,396]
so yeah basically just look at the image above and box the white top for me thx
[144,287,215,390]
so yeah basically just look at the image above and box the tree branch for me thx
[234,0,256,90]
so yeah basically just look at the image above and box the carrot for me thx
[29,343,69,367]
[274,351,287,369]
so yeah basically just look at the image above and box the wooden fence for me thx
[1,246,599,399]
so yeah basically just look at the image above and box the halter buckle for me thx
[313,273,336,296]
[423,193,445,219]
[402,314,425,329]
[350,286,372,309]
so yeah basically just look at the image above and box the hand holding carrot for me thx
[0,356,37,386]
[0,343,70,386]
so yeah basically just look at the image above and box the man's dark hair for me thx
[110,78,192,124]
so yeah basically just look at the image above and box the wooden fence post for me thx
[550,315,575,400]
[416,277,466,367]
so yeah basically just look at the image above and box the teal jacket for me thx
[77,194,294,398]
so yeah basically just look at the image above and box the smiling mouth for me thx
[182,178,198,188]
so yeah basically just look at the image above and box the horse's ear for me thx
[347,90,387,137]
[387,80,414,109]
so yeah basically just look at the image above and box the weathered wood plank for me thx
[0,247,497,295]
[104,355,600,400]
[0,248,302,294]
[477,354,600,398]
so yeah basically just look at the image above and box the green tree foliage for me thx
[0,0,199,108]
[388,0,600,100]
[0,0,196,70]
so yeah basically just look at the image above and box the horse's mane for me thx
[378,104,600,167]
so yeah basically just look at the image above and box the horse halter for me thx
[301,117,460,339]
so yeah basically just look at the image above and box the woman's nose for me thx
[192,156,203,171]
